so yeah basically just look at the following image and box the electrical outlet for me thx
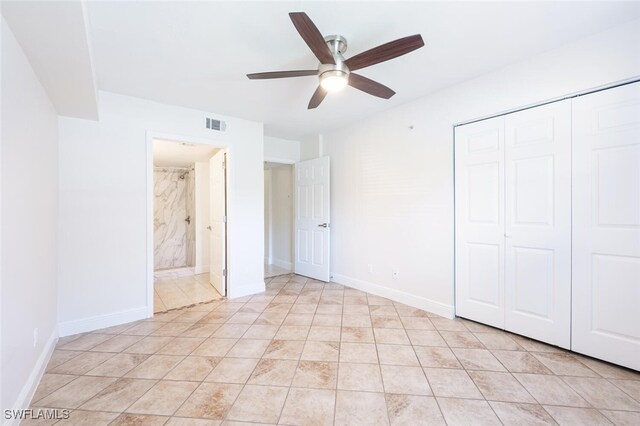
[392,269,399,280]
[33,328,38,348]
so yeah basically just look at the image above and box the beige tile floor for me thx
[30,274,640,425]
[154,274,222,313]
[265,264,291,279]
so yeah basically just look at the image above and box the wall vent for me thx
[205,117,227,131]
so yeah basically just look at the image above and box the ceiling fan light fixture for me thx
[320,70,348,92]
[247,13,424,109]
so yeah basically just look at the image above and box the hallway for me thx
[264,263,290,279]
[154,274,222,313]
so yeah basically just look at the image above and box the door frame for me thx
[146,130,230,317]
[209,149,229,296]
[263,157,296,277]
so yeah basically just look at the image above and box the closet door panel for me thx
[504,100,572,348]
[455,116,505,328]
[572,82,640,370]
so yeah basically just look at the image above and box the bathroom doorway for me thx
[152,138,227,313]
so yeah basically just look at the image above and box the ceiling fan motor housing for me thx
[319,35,350,84]
[324,35,348,55]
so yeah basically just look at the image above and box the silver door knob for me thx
[207,226,212,230]
[318,223,329,228]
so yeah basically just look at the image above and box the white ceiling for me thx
[84,1,640,139]
[5,2,640,139]
[153,138,219,167]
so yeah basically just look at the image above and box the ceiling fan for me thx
[247,12,425,109]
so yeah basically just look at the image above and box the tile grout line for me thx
[274,276,309,425]
[34,274,640,425]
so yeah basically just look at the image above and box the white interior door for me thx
[455,116,505,328]
[504,100,572,348]
[572,82,640,370]
[209,150,227,296]
[294,156,330,281]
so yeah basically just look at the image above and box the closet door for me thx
[572,83,640,370]
[504,100,572,348]
[455,116,505,328]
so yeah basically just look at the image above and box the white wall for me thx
[271,165,293,270]
[320,19,640,318]
[264,136,300,163]
[1,17,59,418]
[299,134,321,161]
[194,161,210,274]
[58,91,264,336]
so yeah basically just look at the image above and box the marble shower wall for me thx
[154,167,195,270]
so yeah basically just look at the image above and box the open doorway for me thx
[152,138,227,313]
[264,162,294,278]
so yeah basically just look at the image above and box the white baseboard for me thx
[7,328,58,426]
[273,258,292,270]
[228,281,266,299]
[154,266,195,280]
[194,265,210,274]
[331,273,455,319]
[58,306,147,337]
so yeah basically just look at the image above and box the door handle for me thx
[207,226,212,230]
[318,223,329,228]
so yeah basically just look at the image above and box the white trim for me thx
[273,258,292,270]
[146,133,154,317]
[264,156,296,164]
[154,266,195,280]
[454,76,640,127]
[58,306,147,337]
[194,265,210,274]
[228,281,266,299]
[265,168,273,265]
[147,130,230,317]
[331,273,455,319]
[268,169,273,265]
[7,328,58,426]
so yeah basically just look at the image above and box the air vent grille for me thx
[205,117,227,131]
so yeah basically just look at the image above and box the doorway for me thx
[264,162,294,278]
[151,138,227,313]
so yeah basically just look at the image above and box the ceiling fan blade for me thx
[345,34,424,71]
[289,12,335,65]
[348,73,395,99]
[308,86,327,109]
[247,70,317,79]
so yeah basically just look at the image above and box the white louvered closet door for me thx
[504,100,572,349]
[455,116,506,329]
